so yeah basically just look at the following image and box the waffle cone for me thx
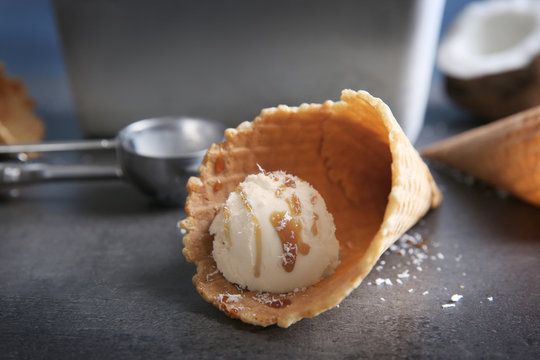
[182,90,442,327]
[422,106,540,207]
[0,64,44,144]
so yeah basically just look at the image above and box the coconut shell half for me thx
[445,54,540,120]
[437,0,540,120]
[181,90,442,327]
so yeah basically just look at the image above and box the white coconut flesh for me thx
[438,0,540,79]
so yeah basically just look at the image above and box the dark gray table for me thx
[1,2,539,359]
[2,87,540,359]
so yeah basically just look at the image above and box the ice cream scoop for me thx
[210,170,340,293]
[0,116,225,205]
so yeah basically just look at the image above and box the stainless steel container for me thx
[53,0,444,143]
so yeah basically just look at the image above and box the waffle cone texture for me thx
[422,105,540,207]
[181,90,442,327]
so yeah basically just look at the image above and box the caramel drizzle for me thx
[310,194,319,235]
[222,205,231,247]
[284,176,296,188]
[275,176,296,198]
[270,193,310,272]
[267,298,291,308]
[286,194,301,216]
[311,213,319,235]
[236,187,262,278]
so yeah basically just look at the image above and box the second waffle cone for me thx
[422,105,540,207]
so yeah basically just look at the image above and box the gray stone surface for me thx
[1,2,539,358]
[1,92,540,359]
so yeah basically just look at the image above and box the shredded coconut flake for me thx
[371,231,467,303]
[217,293,242,303]
[230,305,247,312]
[380,297,386,302]
[252,292,290,307]
[442,303,456,309]
[487,296,494,302]
[206,269,219,282]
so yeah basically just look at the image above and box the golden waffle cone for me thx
[422,105,540,207]
[182,90,442,327]
[0,64,44,144]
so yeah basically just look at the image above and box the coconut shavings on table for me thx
[366,230,441,292]
[365,229,494,311]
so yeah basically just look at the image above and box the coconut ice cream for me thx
[210,170,340,293]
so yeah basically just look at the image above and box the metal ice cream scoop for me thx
[0,116,226,205]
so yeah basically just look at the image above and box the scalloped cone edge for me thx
[182,90,441,327]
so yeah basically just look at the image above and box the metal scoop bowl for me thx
[0,116,226,205]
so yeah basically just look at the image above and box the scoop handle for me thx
[0,139,118,154]
[0,162,122,185]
